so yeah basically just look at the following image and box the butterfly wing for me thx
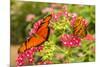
[18,15,51,53]
[37,27,49,39]
[18,42,27,53]
[73,17,87,38]
[18,35,45,53]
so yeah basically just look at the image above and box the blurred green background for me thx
[11,0,95,44]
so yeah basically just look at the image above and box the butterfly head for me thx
[42,14,52,23]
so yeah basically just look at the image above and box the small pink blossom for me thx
[30,45,44,52]
[57,11,63,17]
[72,13,77,17]
[37,45,44,51]
[63,11,68,18]
[28,57,34,64]
[51,10,72,21]
[70,13,77,26]
[16,54,25,66]
[52,13,59,21]
[25,50,33,57]
[85,34,95,41]
[29,19,43,36]
[82,19,88,27]
[26,14,35,22]
[60,34,81,47]
[42,7,54,14]
[52,12,62,21]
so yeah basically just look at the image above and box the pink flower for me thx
[29,29,35,36]
[16,54,25,66]
[81,18,88,27]
[42,7,54,14]
[37,45,44,51]
[52,13,59,21]
[25,50,33,57]
[29,19,43,36]
[16,51,34,66]
[60,34,81,47]
[16,45,44,66]
[57,11,63,16]
[85,34,95,41]
[72,13,77,17]
[70,13,77,26]
[26,14,35,22]
[16,49,34,66]
[52,12,63,21]
[63,11,68,18]
[28,57,34,64]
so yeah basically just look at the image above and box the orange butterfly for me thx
[18,15,52,53]
[73,17,87,38]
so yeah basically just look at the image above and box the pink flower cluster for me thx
[60,34,81,47]
[52,11,69,21]
[29,19,43,36]
[16,45,44,66]
[51,9,88,28]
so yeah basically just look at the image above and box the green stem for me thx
[65,47,72,62]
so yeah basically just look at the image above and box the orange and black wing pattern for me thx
[73,17,87,38]
[18,15,52,53]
